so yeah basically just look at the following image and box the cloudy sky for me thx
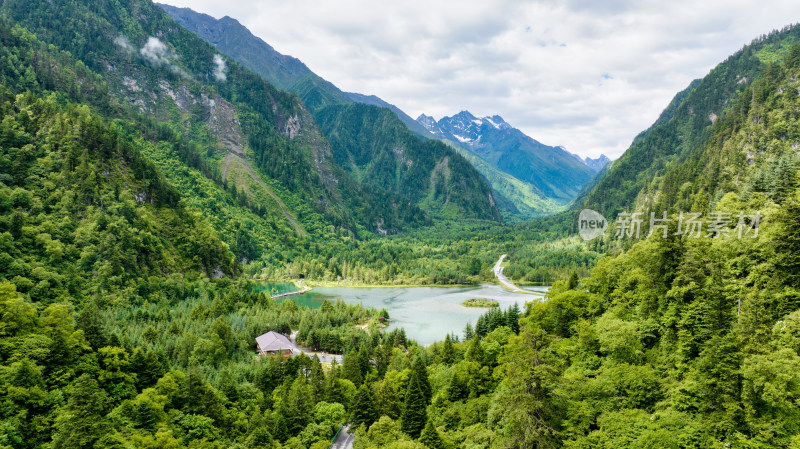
[162,0,800,158]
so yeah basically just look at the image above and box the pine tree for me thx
[476,315,489,338]
[441,334,456,365]
[465,336,485,365]
[272,412,289,442]
[567,271,579,289]
[76,300,107,350]
[129,348,147,390]
[357,345,371,380]
[342,350,363,385]
[464,322,475,341]
[507,303,521,334]
[487,307,503,331]
[447,370,468,402]
[52,374,110,448]
[352,383,377,427]
[410,357,432,404]
[400,375,427,439]
[418,418,446,449]
[326,360,344,404]
[286,376,313,435]
[376,344,392,376]
[309,355,326,401]
[394,328,408,347]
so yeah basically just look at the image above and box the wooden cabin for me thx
[255,331,295,360]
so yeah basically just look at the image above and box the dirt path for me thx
[222,153,307,237]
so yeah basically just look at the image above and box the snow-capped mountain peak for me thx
[415,110,597,202]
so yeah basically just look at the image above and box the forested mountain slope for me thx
[0,0,499,246]
[314,103,501,223]
[157,3,499,226]
[0,0,353,244]
[0,20,236,302]
[439,139,566,219]
[158,4,435,138]
[499,41,800,447]
[581,25,800,216]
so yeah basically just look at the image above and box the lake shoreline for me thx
[253,282,550,345]
[255,278,551,290]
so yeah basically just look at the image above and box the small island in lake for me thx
[462,298,499,308]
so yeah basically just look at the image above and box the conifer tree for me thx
[411,357,432,404]
[465,335,485,365]
[567,271,579,289]
[418,418,446,449]
[400,375,427,439]
[352,383,377,427]
[376,344,392,376]
[507,303,521,334]
[52,374,110,449]
[357,345,371,380]
[342,350,363,386]
[326,360,344,404]
[286,376,313,435]
[76,300,107,350]
[464,322,475,341]
[309,355,326,401]
[441,334,456,365]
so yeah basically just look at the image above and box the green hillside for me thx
[0,21,235,301]
[581,26,800,217]
[440,140,567,219]
[314,103,501,225]
[1,0,500,246]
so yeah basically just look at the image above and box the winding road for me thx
[288,331,343,365]
[493,254,546,296]
[493,254,526,292]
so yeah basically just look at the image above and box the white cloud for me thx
[213,54,227,81]
[160,0,800,158]
[140,36,189,77]
[114,35,133,53]
[140,36,173,66]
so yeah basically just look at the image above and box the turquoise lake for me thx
[259,284,549,345]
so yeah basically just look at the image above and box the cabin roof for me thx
[255,331,294,352]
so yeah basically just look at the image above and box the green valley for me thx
[3,1,800,449]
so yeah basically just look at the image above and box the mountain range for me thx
[157,3,434,138]
[570,152,611,172]
[4,0,800,446]
[0,0,505,272]
[417,111,597,202]
[157,3,602,219]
